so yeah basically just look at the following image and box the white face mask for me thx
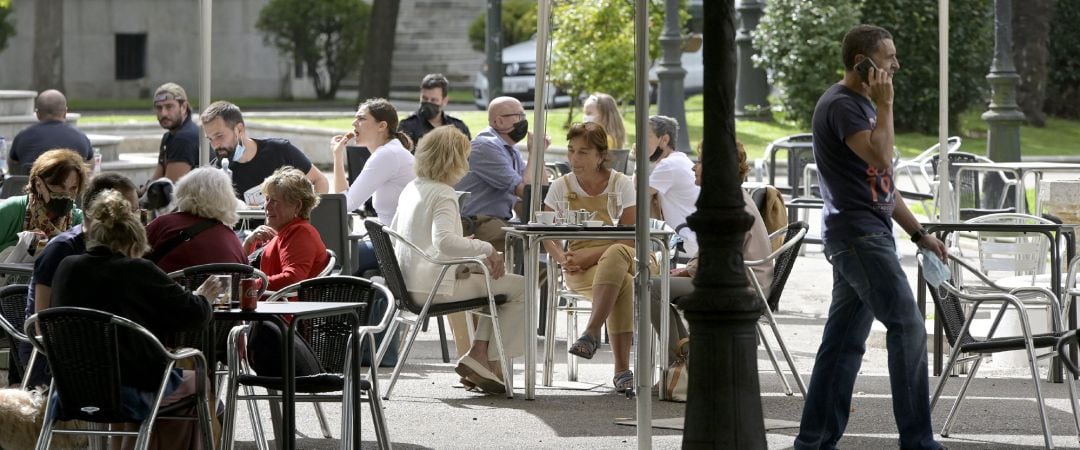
[582,114,595,123]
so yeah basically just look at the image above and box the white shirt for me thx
[391,178,493,297]
[345,139,415,225]
[543,170,637,214]
[649,152,700,254]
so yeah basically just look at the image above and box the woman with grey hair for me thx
[640,115,700,255]
[146,167,247,273]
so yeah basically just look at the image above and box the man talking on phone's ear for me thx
[793,25,948,450]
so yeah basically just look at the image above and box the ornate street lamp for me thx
[735,0,770,118]
[982,0,1024,206]
[681,0,767,448]
[656,0,691,152]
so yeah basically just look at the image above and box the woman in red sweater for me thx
[242,167,329,291]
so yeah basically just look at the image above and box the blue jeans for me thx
[353,240,379,277]
[794,233,940,450]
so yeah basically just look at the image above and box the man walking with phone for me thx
[794,24,948,450]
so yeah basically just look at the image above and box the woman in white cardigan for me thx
[390,126,525,394]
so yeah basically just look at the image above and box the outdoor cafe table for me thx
[952,162,1080,215]
[0,262,33,278]
[213,301,367,450]
[503,225,673,400]
[918,222,1077,383]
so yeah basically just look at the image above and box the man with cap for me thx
[7,89,93,175]
[398,73,471,146]
[148,83,200,185]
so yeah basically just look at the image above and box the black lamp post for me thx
[486,0,503,101]
[735,0,770,118]
[680,0,767,448]
[982,0,1024,207]
[657,0,691,152]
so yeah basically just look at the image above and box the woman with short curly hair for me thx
[0,148,88,253]
[243,166,328,291]
[146,167,247,273]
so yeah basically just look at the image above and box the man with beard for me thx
[398,73,471,146]
[200,100,328,199]
[147,83,199,186]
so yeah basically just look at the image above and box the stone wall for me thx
[0,0,288,99]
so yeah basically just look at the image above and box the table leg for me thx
[1051,232,1064,383]
[350,328,362,448]
[657,240,670,401]
[525,236,539,400]
[282,320,296,450]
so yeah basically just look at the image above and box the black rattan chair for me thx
[364,218,512,399]
[925,253,1080,449]
[746,221,808,396]
[221,276,393,450]
[0,284,37,389]
[26,307,215,450]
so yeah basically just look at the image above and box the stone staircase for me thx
[390,0,486,90]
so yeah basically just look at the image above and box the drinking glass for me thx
[606,192,622,226]
[212,275,233,310]
[554,200,570,225]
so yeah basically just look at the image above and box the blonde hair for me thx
[86,189,148,257]
[261,167,320,219]
[414,126,471,184]
[174,167,240,227]
[586,93,625,150]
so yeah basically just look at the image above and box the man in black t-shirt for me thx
[7,90,93,175]
[794,25,947,450]
[398,73,471,147]
[200,101,329,199]
[147,83,200,188]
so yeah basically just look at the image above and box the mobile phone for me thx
[855,57,879,83]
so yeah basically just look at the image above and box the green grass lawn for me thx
[79,95,1080,159]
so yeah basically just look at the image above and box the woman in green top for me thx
[0,148,87,252]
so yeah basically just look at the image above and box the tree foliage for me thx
[0,3,14,55]
[256,0,370,100]
[754,0,993,133]
[1044,0,1080,119]
[468,0,538,53]
[753,0,862,128]
[549,0,668,106]
[860,0,992,133]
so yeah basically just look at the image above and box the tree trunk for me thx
[357,0,401,101]
[32,0,63,92]
[1012,0,1054,127]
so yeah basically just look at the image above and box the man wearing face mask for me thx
[455,96,541,251]
[641,115,699,255]
[398,73,471,146]
[200,101,329,199]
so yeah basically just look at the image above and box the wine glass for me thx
[606,192,622,226]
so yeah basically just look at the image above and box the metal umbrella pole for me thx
[198,0,211,168]
[632,1,654,448]
[935,0,955,223]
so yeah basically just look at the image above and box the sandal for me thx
[568,333,599,359]
[613,369,634,394]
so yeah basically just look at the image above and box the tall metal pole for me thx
[529,0,550,217]
[734,0,770,119]
[936,0,955,222]
[982,0,1024,164]
[682,0,766,447]
[486,0,503,101]
[198,0,211,168]
[632,0,653,447]
[656,0,690,153]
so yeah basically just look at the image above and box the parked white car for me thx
[474,38,704,109]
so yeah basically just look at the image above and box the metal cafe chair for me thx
[220,276,394,450]
[26,307,215,450]
[0,284,37,389]
[924,253,1080,449]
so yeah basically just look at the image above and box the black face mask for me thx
[44,196,74,217]
[650,146,664,163]
[418,101,441,120]
[508,119,529,142]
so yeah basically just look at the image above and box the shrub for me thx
[256,0,370,100]
[1045,0,1080,118]
[467,0,538,53]
[860,0,993,133]
[0,3,14,55]
[753,0,863,128]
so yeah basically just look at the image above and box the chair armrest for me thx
[746,225,807,266]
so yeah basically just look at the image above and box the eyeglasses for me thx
[500,112,526,120]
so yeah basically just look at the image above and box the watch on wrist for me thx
[910,228,929,243]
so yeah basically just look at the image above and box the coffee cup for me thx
[534,211,556,225]
[583,220,603,227]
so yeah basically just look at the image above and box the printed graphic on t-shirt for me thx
[865,165,894,214]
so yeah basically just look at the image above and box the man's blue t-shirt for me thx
[8,120,94,175]
[26,224,86,317]
[811,84,895,244]
[158,114,201,170]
